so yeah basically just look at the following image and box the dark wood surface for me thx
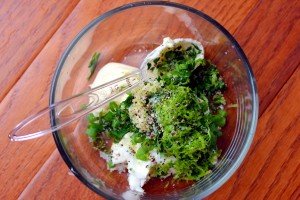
[0,0,299,199]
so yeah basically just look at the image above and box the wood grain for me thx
[173,0,260,34]
[233,0,300,116]
[0,0,299,199]
[208,64,300,200]
[7,0,260,198]
[0,0,80,101]
[0,0,142,199]
[19,149,103,200]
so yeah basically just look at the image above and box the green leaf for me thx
[107,160,115,168]
[120,93,134,109]
[86,126,98,138]
[136,147,149,161]
[112,119,120,128]
[131,132,146,144]
[142,139,155,151]
[87,52,100,80]
[109,101,118,112]
[217,109,227,117]
[212,115,226,127]
[87,113,96,123]
[104,111,114,122]
[213,93,226,106]
[111,129,127,139]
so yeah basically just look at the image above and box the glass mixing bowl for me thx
[50,1,258,199]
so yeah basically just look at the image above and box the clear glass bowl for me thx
[50,1,258,199]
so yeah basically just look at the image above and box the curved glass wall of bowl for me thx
[48,1,258,199]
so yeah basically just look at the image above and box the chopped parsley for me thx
[86,40,227,183]
[87,52,100,80]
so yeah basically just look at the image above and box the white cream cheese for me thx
[110,132,176,193]
[111,132,150,193]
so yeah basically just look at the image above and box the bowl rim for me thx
[49,1,258,199]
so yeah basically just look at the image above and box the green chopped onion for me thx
[87,52,100,80]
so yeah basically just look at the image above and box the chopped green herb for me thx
[87,52,100,80]
[136,147,149,161]
[213,93,226,106]
[86,39,227,187]
[147,62,152,70]
[107,160,115,168]
[80,104,88,110]
[86,126,98,138]
[89,95,141,147]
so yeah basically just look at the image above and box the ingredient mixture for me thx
[86,37,227,193]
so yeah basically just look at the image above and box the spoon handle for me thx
[8,70,142,141]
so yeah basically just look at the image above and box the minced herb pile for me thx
[86,38,227,189]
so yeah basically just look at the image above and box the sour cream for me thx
[110,132,175,193]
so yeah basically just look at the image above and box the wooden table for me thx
[0,0,299,199]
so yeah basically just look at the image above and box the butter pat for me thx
[110,132,176,193]
[90,62,137,88]
[89,62,137,114]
